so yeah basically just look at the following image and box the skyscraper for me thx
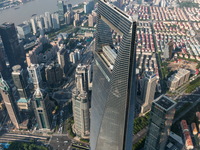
[45,12,53,30]
[72,90,90,137]
[84,1,94,14]
[51,13,60,29]
[90,0,137,150]
[16,23,32,39]
[45,62,63,87]
[30,18,38,35]
[0,22,26,68]
[64,11,71,25]
[57,48,69,76]
[32,88,53,130]
[75,64,90,92]
[0,39,7,79]
[140,71,157,115]
[72,64,90,138]
[37,17,45,36]
[88,14,94,27]
[0,76,21,129]
[144,95,176,150]
[57,0,65,22]
[12,65,30,99]
[27,64,42,89]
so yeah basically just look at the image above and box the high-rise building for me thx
[57,48,69,76]
[0,39,7,79]
[72,64,91,138]
[12,65,31,111]
[140,71,157,115]
[57,0,65,22]
[12,65,30,99]
[88,14,94,27]
[90,0,137,150]
[64,11,71,25]
[45,12,53,29]
[27,64,42,90]
[84,1,94,14]
[144,95,176,150]
[37,17,45,36]
[0,22,26,68]
[74,13,80,22]
[16,23,32,39]
[32,88,53,130]
[43,16,50,32]
[69,52,77,64]
[0,76,21,129]
[51,13,60,29]
[30,18,38,35]
[72,90,90,138]
[67,4,72,12]
[75,64,90,92]
[45,62,63,87]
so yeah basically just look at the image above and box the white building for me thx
[140,71,157,115]
[27,64,42,89]
[16,23,32,39]
[30,18,37,35]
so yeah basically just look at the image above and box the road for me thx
[49,135,71,150]
[0,133,49,143]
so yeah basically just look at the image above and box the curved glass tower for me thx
[90,0,137,150]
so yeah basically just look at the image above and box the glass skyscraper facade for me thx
[0,23,26,68]
[144,95,176,150]
[90,0,137,150]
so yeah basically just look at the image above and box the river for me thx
[0,0,85,25]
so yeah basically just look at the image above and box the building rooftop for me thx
[17,23,27,27]
[17,98,30,103]
[0,22,14,28]
[154,95,176,111]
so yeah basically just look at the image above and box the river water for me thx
[0,0,85,25]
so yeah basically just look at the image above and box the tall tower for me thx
[72,90,90,137]
[57,48,69,76]
[90,0,137,150]
[12,65,30,99]
[32,88,53,130]
[51,13,60,29]
[28,64,42,90]
[0,38,7,79]
[75,64,89,92]
[144,95,176,150]
[0,22,26,68]
[30,18,38,35]
[72,64,90,138]
[45,12,53,30]
[57,0,65,22]
[140,71,157,115]
[0,76,21,129]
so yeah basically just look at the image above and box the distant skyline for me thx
[0,0,85,24]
